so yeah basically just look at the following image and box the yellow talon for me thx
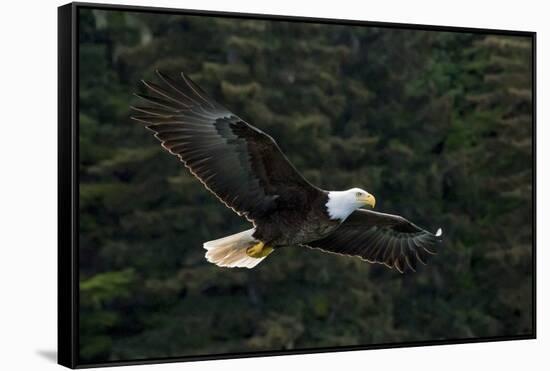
[246,242,274,258]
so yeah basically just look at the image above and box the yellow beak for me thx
[359,194,376,208]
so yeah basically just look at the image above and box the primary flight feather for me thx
[131,71,443,273]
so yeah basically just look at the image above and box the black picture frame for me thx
[58,2,537,368]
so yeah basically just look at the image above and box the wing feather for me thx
[132,71,320,222]
[303,209,443,273]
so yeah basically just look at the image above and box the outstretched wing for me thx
[131,71,318,222]
[303,209,443,273]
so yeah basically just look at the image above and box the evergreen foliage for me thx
[77,9,533,363]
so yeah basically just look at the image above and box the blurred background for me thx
[77,7,533,364]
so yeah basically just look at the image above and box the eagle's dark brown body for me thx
[253,191,341,247]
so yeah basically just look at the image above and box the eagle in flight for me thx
[131,71,443,273]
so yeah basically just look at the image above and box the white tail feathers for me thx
[203,228,268,269]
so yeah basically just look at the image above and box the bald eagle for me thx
[131,71,443,273]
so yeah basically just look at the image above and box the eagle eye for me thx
[356,192,362,197]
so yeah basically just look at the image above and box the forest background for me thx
[77,8,534,364]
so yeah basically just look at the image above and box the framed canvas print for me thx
[58,2,536,368]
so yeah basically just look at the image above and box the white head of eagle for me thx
[326,188,376,221]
